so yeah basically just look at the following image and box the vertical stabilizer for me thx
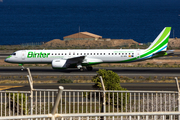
[146,27,171,52]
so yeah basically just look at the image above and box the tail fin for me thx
[146,27,171,52]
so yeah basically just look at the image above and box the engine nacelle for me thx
[52,59,67,69]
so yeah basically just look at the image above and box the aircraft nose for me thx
[4,58,8,62]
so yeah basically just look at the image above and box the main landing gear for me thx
[77,65,93,71]
[77,64,84,72]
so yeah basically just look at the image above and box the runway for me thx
[0,67,180,77]
[1,83,179,91]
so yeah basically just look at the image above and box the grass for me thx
[0,76,179,84]
[0,72,179,84]
[0,80,55,84]
[94,64,180,68]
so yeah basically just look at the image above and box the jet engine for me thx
[52,59,67,69]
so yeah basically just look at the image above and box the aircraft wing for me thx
[65,56,86,67]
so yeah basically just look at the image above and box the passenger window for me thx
[115,53,117,55]
[77,53,79,55]
[58,53,60,55]
[62,53,63,55]
[52,53,53,55]
[87,53,89,55]
[112,53,113,55]
[100,53,102,55]
[97,53,99,55]
[122,53,124,55]
[94,53,95,55]
[55,53,57,55]
[109,53,110,55]
[90,53,92,55]
[65,53,66,55]
[73,53,75,55]
[84,53,86,55]
[119,53,121,55]
[104,53,105,55]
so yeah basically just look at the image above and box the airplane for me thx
[5,27,173,71]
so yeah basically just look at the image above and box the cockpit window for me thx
[11,53,16,56]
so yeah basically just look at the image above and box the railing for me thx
[1,89,179,118]
[0,68,180,120]
[0,91,31,116]
[32,89,178,113]
[1,112,180,120]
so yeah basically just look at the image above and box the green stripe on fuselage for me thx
[108,35,169,63]
[6,55,12,59]
[140,36,169,58]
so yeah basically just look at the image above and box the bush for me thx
[89,69,129,111]
[57,78,73,83]
[147,63,151,65]
[6,93,28,115]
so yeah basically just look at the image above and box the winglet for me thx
[146,27,171,52]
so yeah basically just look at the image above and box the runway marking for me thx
[0,86,23,90]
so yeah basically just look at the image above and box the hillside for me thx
[42,39,138,48]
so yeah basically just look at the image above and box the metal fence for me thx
[1,112,180,120]
[32,89,178,114]
[0,87,179,119]
[0,89,180,120]
[0,68,180,120]
[0,91,31,116]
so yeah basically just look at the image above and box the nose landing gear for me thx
[19,64,25,71]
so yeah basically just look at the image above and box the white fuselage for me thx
[5,49,145,64]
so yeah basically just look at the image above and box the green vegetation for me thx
[94,63,180,68]
[57,78,73,83]
[6,92,28,115]
[0,74,179,84]
[92,69,126,90]
[89,69,129,110]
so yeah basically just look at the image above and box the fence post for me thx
[51,86,64,120]
[100,76,106,120]
[175,77,180,120]
[27,68,34,117]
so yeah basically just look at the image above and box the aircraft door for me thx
[22,51,26,60]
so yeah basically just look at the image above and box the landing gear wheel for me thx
[80,67,85,72]
[86,66,93,71]
[21,66,25,71]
